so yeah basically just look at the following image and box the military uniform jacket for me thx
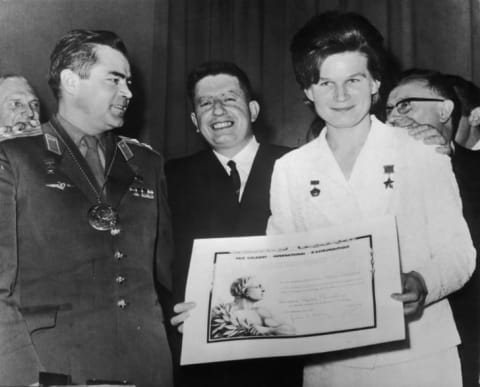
[0,118,173,387]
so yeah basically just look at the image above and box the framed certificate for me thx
[181,216,405,365]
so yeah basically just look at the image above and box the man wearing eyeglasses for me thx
[386,68,479,387]
[386,69,460,150]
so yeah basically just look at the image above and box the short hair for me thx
[396,69,462,133]
[48,29,128,100]
[444,74,480,117]
[230,276,254,298]
[290,11,387,90]
[0,75,37,105]
[187,61,254,105]
[0,74,33,89]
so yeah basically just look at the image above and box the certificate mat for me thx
[181,216,405,365]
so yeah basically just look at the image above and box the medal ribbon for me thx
[50,123,119,231]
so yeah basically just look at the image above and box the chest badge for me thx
[46,181,74,191]
[44,133,62,156]
[129,175,155,199]
[310,180,320,197]
[383,165,395,189]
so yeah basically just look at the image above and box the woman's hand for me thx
[391,271,428,318]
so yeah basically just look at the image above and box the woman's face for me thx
[304,51,380,130]
[245,279,265,301]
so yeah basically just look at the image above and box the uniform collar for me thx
[56,113,106,151]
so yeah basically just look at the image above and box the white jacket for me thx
[267,116,475,367]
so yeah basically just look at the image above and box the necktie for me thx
[82,135,105,187]
[227,160,241,200]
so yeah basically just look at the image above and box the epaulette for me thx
[118,135,162,157]
[119,135,153,150]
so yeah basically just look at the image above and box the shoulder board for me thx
[118,136,153,150]
[118,136,162,157]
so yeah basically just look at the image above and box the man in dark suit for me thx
[0,29,173,386]
[166,61,302,387]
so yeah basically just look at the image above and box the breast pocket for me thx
[21,303,72,335]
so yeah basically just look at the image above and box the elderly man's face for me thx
[0,77,40,127]
[386,80,448,136]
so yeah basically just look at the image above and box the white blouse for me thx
[267,116,475,366]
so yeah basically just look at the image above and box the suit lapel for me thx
[240,144,266,207]
[204,151,236,200]
[43,120,101,204]
[202,151,239,235]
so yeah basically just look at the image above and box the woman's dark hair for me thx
[230,276,253,298]
[48,29,128,100]
[290,11,387,90]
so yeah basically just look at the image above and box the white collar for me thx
[471,138,480,151]
[213,136,259,201]
[213,136,259,172]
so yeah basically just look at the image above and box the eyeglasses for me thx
[386,97,445,116]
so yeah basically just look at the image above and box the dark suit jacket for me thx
[450,143,480,387]
[0,118,173,387]
[166,142,303,387]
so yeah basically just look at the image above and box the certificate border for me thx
[206,234,377,343]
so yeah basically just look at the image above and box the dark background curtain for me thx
[1,0,479,158]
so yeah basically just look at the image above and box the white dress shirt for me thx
[471,138,480,150]
[213,136,259,201]
[267,116,475,367]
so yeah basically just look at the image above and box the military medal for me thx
[383,165,395,189]
[310,180,320,197]
[44,158,56,174]
[88,203,119,231]
[50,120,121,232]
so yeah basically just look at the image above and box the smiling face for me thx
[191,74,259,157]
[0,77,40,127]
[304,51,380,130]
[65,44,132,135]
[386,80,445,129]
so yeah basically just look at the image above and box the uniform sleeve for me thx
[0,146,42,384]
[154,153,174,310]
[413,147,476,305]
[266,159,297,235]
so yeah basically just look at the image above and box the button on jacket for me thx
[0,118,174,387]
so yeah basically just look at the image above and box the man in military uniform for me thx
[0,75,42,140]
[0,29,173,386]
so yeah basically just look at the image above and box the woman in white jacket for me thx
[267,11,475,387]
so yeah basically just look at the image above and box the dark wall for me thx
[0,0,159,139]
[1,0,479,157]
